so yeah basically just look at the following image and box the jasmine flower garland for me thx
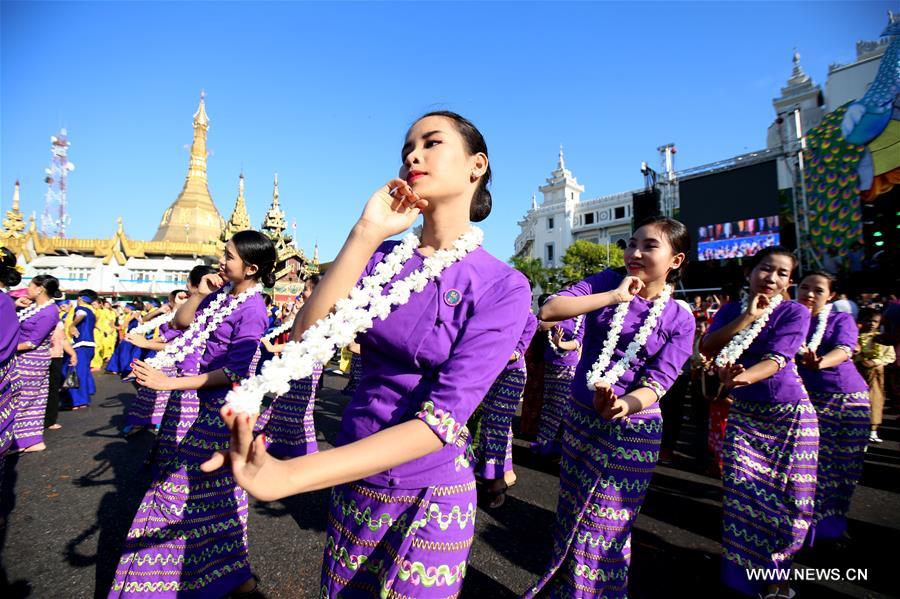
[226,227,484,415]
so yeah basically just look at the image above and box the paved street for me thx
[1,372,897,598]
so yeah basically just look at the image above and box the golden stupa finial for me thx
[193,89,209,129]
[152,92,224,243]
[1,180,26,242]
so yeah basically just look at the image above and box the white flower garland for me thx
[798,303,832,355]
[261,317,295,343]
[148,283,262,368]
[131,311,176,336]
[585,284,673,391]
[547,315,584,357]
[714,294,783,368]
[17,300,56,323]
[226,227,484,414]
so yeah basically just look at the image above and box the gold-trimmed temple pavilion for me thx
[1,92,318,299]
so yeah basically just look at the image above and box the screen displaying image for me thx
[697,215,780,261]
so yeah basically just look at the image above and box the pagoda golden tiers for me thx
[1,93,317,297]
[153,91,225,244]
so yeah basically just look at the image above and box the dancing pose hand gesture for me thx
[125,332,150,348]
[202,407,283,502]
[551,326,565,347]
[593,382,631,420]
[358,178,429,241]
[799,349,823,371]
[198,272,228,297]
[718,362,749,390]
[744,293,772,320]
[613,276,644,303]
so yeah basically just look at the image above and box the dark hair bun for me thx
[262,271,277,288]
[0,246,22,288]
[470,188,492,222]
[1,269,21,288]
[32,274,62,298]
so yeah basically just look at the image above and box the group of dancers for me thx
[0,111,876,599]
[0,266,98,457]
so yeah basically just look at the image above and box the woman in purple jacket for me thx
[206,112,532,598]
[527,217,693,598]
[13,274,61,453]
[0,248,22,494]
[796,270,869,545]
[701,246,818,599]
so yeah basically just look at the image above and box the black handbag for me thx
[62,369,80,390]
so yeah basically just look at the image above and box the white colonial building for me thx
[514,149,638,268]
[517,12,896,271]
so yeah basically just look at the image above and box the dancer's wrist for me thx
[351,220,391,247]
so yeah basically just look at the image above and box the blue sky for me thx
[1,1,892,262]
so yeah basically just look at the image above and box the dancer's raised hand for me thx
[613,276,644,303]
[202,407,284,502]
[551,326,565,347]
[125,332,149,348]
[132,359,174,390]
[358,178,429,240]
[718,362,748,390]
[592,381,616,414]
[198,272,227,296]
[745,293,771,319]
[799,349,823,371]
[593,382,631,420]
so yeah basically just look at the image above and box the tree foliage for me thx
[559,240,625,283]
[510,240,624,294]
[509,255,548,291]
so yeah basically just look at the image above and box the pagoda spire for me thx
[1,181,27,253]
[558,145,566,170]
[261,172,287,242]
[787,48,811,87]
[153,90,224,243]
[313,241,319,264]
[221,172,252,245]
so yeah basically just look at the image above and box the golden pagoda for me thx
[2,92,317,302]
[0,181,26,255]
[153,91,225,243]
[220,172,252,247]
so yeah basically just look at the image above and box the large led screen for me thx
[697,215,780,261]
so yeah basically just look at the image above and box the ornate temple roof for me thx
[220,172,252,248]
[1,92,319,284]
[261,173,287,240]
